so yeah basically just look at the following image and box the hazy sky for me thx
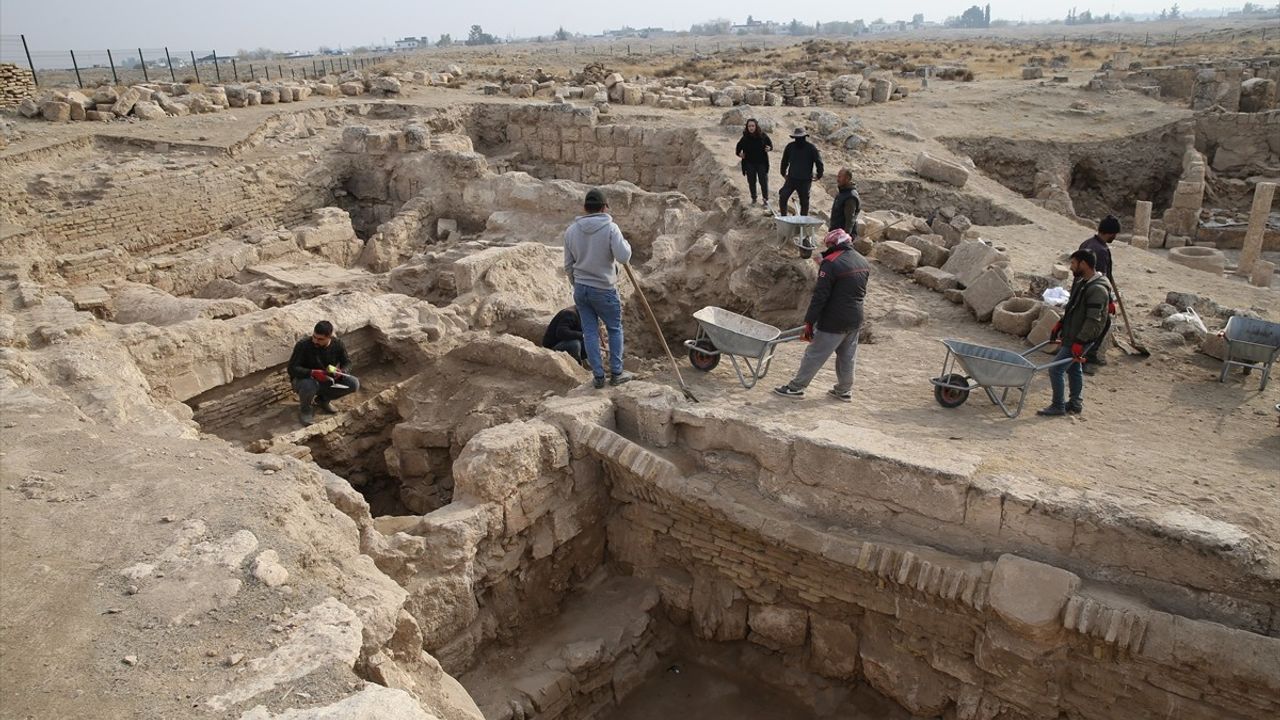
[0,1,1238,53]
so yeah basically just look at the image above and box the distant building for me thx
[394,37,425,51]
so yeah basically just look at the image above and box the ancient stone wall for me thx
[0,63,36,107]
[1196,111,1280,176]
[557,401,1280,720]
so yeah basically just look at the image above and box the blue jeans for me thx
[574,283,624,379]
[1047,345,1083,408]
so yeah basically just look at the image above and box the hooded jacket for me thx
[563,213,633,290]
[735,131,773,166]
[1061,273,1112,345]
[804,241,871,333]
[780,137,824,181]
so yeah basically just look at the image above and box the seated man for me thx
[288,320,360,426]
[541,306,587,366]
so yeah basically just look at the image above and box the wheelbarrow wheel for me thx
[934,373,971,409]
[688,340,720,372]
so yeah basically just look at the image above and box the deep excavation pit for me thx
[3,92,1277,720]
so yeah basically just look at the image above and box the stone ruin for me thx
[0,70,1277,720]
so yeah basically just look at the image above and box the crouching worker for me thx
[1038,249,1111,417]
[774,229,870,401]
[542,306,587,366]
[288,320,360,426]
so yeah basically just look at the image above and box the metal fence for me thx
[0,35,388,89]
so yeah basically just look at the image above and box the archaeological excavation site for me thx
[1,20,1278,720]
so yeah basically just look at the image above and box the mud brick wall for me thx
[572,419,1280,720]
[1,150,338,260]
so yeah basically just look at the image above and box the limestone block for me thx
[111,87,141,116]
[339,81,364,96]
[1249,260,1274,288]
[1171,180,1204,209]
[913,266,959,292]
[40,101,70,122]
[245,89,261,105]
[1167,246,1226,275]
[92,86,118,105]
[992,297,1042,337]
[942,240,1003,288]
[809,614,858,680]
[1162,206,1199,237]
[872,78,893,103]
[259,88,279,104]
[962,266,1016,322]
[990,554,1080,643]
[905,235,950,267]
[1022,66,1044,80]
[748,605,808,650]
[914,151,969,188]
[621,84,642,105]
[874,241,921,273]
[132,101,166,120]
[690,574,748,642]
[860,620,954,717]
[604,72,623,88]
[84,110,114,122]
[1027,306,1064,350]
[370,75,402,94]
[16,98,40,118]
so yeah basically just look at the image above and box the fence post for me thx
[249,63,254,78]
[290,68,295,79]
[212,50,221,81]
[231,58,238,80]
[191,51,200,84]
[20,35,38,87]
[329,59,335,73]
[277,63,283,78]
[165,47,176,82]
[69,50,84,88]
[139,48,149,82]
[107,48,119,85]
[265,64,270,80]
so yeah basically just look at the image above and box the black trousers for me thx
[780,177,813,216]
[551,339,586,363]
[743,162,769,201]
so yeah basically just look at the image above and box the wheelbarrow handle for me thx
[778,326,806,342]
[1020,340,1056,357]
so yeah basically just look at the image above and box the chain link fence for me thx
[1,35,387,89]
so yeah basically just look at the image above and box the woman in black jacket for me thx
[734,119,773,206]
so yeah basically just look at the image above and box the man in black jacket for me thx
[287,320,360,426]
[775,229,870,401]
[779,128,824,216]
[828,168,860,235]
[541,306,587,366]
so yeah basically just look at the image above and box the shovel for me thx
[1109,276,1150,357]
[622,263,700,403]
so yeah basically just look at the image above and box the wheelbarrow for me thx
[1218,316,1280,391]
[773,215,827,257]
[931,339,1075,419]
[684,306,804,389]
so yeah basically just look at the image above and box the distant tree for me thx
[984,4,991,26]
[554,26,571,41]
[956,5,988,28]
[466,25,498,45]
[789,18,802,34]
[437,34,453,47]
[746,14,754,25]
[913,13,925,27]
[1168,4,1180,18]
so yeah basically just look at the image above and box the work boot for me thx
[1082,364,1098,376]
[317,398,338,415]
[593,376,606,389]
[299,405,315,426]
[1066,399,1083,414]
[609,371,636,387]
[1036,404,1068,417]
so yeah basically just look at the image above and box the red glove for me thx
[1108,301,1117,315]
[802,323,814,342]
[1071,343,1086,362]
[1049,321,1063,343]
[310,369,329,382]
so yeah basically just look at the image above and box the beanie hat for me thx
[823,228,851,247]
[1098,215,1121,234]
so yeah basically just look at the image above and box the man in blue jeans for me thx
[1038,249,1112,417]
[564,188,636,389]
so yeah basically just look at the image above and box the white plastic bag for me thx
[1042,287,1069,306]
[1167,307,1208,334]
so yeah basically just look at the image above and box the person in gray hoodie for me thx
[563,188,636,389]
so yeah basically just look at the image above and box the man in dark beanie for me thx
[1078,215,1120,371]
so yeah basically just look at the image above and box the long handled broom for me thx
[622,264,699,403]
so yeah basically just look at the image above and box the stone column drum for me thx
[1237,182,1276,278]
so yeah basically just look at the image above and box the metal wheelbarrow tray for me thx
[1219,316,1280,391]
[930,339,1073,419]
[683,306,804,389]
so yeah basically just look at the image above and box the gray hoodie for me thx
[563,213,633,290]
